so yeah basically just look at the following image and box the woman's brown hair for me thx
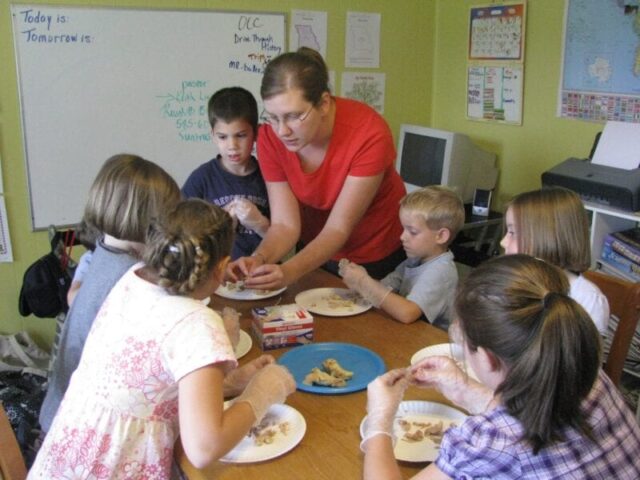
[260,47,329,104]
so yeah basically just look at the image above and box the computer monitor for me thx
[395,124,498,203]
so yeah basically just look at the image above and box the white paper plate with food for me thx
[234,330,252,359]
[294,288,371,316]
[410,343,479,381]
[215,281,286,300]
[220,403,306,463]
[360,401,467,463]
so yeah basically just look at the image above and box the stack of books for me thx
[601,228,640,282]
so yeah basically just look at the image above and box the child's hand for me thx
[361,369,409,450]
[234,364,296,423]
[223,354,275,398]
[410,356,493,414]
[338,259,392,308]
[231,198,269,236]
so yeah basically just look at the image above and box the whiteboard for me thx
[10,5,286,229]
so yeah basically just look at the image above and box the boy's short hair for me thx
[208,87,258,134]
[400,185,465,246]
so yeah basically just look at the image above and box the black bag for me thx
[18,229,75,318]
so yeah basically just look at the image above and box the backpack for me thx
[18,229,76,318]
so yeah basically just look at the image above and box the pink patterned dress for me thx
[29,264,237,479]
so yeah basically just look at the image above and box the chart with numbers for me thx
[468,2,526,62]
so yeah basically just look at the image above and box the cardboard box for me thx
[252,304,314,350]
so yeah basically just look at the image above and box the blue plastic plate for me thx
[278,342,385,394]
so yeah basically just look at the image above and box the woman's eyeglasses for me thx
[260,104,315,128]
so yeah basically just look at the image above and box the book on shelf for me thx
[612,227,640,251]
[600,243,640,282]
[603,233,640,266]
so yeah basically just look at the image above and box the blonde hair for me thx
[508,187,590,272]
[144,199,233,295]
[400,186,465,245]
[84,154,180,243]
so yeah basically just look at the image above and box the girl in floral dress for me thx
[29,199,296,479]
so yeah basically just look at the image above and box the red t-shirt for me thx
[257,97,405,263]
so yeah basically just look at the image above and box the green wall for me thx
[0,0,435,348]
[431,0,603,206]
[0,0,612,348]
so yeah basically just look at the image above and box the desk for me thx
[176,269,450,480]
[452,204,503,267]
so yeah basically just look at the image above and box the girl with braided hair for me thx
[30,199,295,479]
[362,255,640,479]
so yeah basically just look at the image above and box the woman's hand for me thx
[410,356,493,414]
[243,264,288,290]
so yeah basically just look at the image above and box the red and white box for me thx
[251,304,314,350]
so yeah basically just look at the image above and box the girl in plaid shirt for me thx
[362,254,640,479]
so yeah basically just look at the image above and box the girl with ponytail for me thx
[362,255,640,479]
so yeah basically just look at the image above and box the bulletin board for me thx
[10,5,286,229]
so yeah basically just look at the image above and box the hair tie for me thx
[168,245,179,253]
[542,291,562,309]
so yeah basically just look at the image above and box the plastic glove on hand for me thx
[233,198,269,235]
[223,354,275,398]
[338,259,391,308]
[410,356,493,414]
[361,368,409,451]
[235,364,296,423]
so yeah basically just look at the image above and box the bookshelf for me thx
[584,202,640,280]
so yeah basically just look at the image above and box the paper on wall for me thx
[592,121,640,170]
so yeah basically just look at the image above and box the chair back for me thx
[0,403,27,480]
[584,270,640,387]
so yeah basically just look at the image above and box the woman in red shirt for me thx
[229,48,406,289]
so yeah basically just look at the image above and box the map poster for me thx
[290,10,327,59]
[559,0,640,123]
[468,2,527,62]
[467,64,523,125]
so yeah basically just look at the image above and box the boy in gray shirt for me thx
[339,186,464,329]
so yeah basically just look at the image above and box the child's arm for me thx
[178,363,295,468]
[377,293,424,324]
[339,260,422,323]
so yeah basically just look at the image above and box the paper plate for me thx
[294,288,372,316]
[410,343,479,381]
[221,404,306,463]
[360,400,467,462]
[215,282,286,301]
[278,342,385,394]
[235,330,252,359]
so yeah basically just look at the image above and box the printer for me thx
[541,122,640,212]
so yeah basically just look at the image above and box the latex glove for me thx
[222,202,239,231]
[338,259,392,308]
[410,356,493,414]
[234,364,296,423]
[229,199,269,237]
[223,354,275,398]
[221,307,240,350]
[361,368,409,451]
